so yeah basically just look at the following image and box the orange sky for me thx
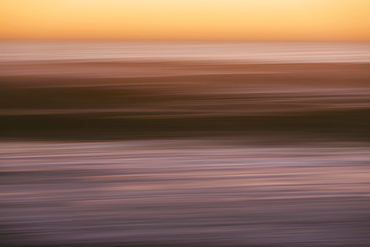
[1,0,369,41]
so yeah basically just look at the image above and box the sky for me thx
[1,0,369,41]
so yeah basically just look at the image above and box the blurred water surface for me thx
[1,139,370,246]
[1,42,370,63]
[1,42,370,246]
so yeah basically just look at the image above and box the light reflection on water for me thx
[1,42,370,63]
[1,139,369,246]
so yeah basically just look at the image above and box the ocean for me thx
[0,42,369,246]
[1,42,370,63]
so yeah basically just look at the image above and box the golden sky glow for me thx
[1,0,369,41]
